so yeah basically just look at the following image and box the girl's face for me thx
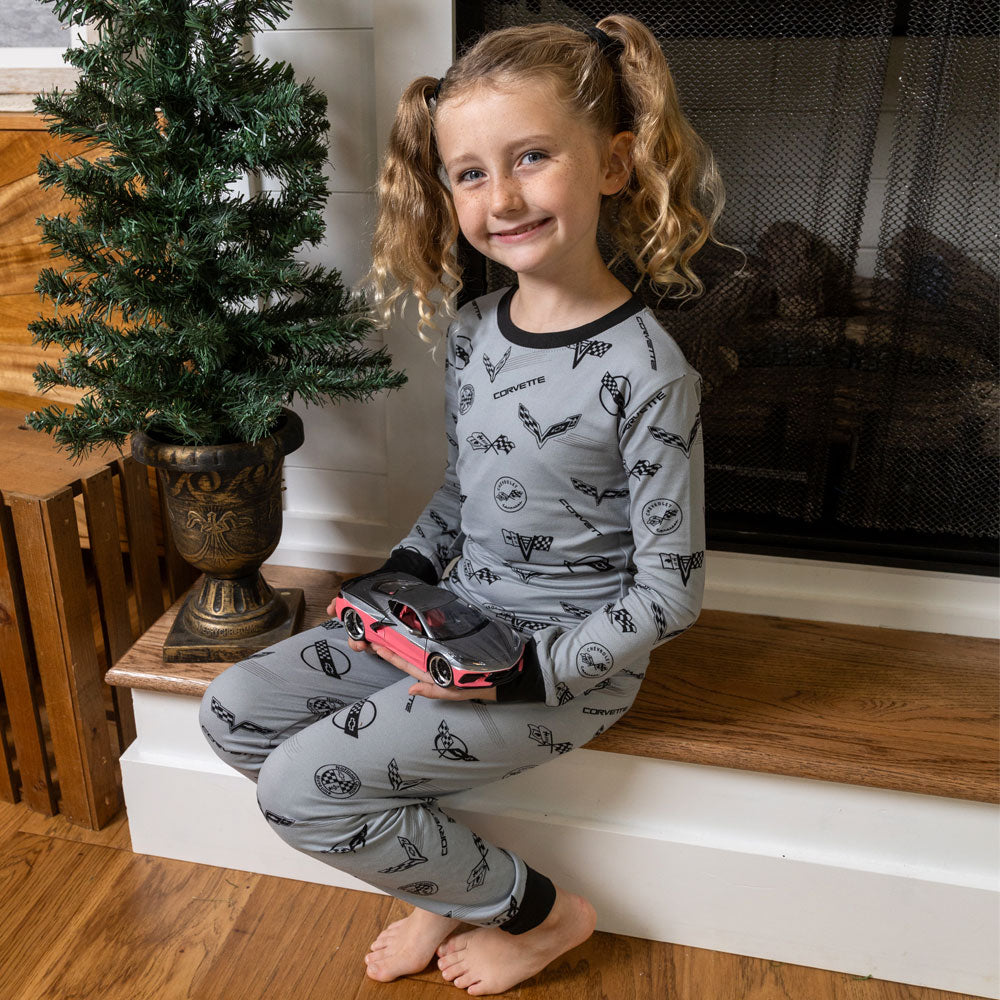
[434,78,632,285]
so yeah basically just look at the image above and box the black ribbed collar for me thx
[497,286,644,348]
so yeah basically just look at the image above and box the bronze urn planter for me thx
[132,408,306,661]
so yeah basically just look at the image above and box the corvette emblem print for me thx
[429,509,458,538]
[210,698,275,736]
[576,642,614,677]
[642,498,683,534]
[625,458,662,479]
[262,810,295,826]
[502,528,553,561]
[649,415,701,457]
[434,720,479,761]
[388,757,429,792]
[452,334,473,370]
[564,555,615,573]
[332,699,377,738]
[599,372,632,416]
[462,560,500,585]
[527,723,573,755]
[459,384,475,414]
[572,477,629,505]
[567,339,612,368]
[398,881,439,896]
[467,431,516,455]
[378,836,428,874]
[494,476,527,512]
[555,682,574,705]
[604,603,637,633]
[660,550,705,584]
[518,403,581,448]
[318,618,343,631]
[504,562,540,583]
[560,601,592,619]
[482,346,511,383]
[651,602,670,641]
[301,638,351,678]
[307,696,349,718]
[315,764,361,798]
[483,605,552,632]
[467,832,491,890]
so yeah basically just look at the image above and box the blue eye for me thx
[521,150,546,165]
[458,168,485,183]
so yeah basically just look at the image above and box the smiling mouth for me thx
[492,218,552,239]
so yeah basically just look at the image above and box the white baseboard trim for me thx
[122,690,999,998]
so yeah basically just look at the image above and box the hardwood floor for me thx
[0,798,978,1000]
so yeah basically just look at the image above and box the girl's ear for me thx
[601,131,636,196]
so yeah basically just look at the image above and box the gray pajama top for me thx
[393,285,706,706]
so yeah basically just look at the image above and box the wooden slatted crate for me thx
[0,409,197,829]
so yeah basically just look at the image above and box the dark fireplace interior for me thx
[455,0,999,576]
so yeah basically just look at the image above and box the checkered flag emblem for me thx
[388,758,428,792]
[569,339,612,368]
[601,371,629,415]
[527,723,573,755]
[626,458,662,479]
[604,603,637,633]
[502,528,553,561]
[470,565,500,585]
[482,346,511,383]
[467,833,491,891]
[518,403,581,448]
[652,602,670,641]
[429,509,457,538]
[378,836,428,874]
[560,601,591,619]
[659,550,704,585]
[572,478,630,505]
[467,431,516,455]
[649,416,701,457]
[211,697,275,736]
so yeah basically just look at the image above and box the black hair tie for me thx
[582,25,624,62]
[431,77,444,103]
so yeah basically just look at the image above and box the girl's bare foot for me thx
[364,906,465,982]
[435,885,596,995]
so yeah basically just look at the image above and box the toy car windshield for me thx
[422,599,490,641]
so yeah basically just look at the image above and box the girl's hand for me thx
[347,637,498,702]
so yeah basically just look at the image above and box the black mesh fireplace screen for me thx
[455,0,999,573]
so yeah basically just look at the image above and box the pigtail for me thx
[598,15,740,301]
[363,77,462,344]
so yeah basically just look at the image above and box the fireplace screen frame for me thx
[452,0,999,577]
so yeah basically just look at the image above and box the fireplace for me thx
[455,0,999,575]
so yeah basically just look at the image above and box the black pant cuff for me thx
[498,866,556,935]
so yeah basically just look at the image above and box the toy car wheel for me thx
[341,608,366,641]
[427,654,453,687]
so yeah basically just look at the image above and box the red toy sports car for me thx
[333,573,526,688]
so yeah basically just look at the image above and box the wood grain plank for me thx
[82,465,137,750]
[15,843,258,1000]
[8,490,119,827]
[0,500,57,814]
[194,873,396,1000]
[0,681,16,802]
[106,566,999,804]
[116,457,164,633]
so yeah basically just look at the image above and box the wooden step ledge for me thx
[106,564,1000,805]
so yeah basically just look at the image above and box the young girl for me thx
[200,13,727,995]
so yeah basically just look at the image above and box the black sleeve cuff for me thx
[379,546,440,585]
[495,639,546,703]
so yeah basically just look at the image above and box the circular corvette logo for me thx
[459,383,475,414]
[314,764,361,798]
[576,642,614,677]
[641,498,682,534]
[494,476,527,512]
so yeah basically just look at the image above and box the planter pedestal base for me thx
[162,586,305,662]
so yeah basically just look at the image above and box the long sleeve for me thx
[390,324,465,583]
[498,371,705,705]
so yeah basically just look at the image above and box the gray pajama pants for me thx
[198,581,644,933]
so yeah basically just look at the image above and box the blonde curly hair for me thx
[364,14,739,343]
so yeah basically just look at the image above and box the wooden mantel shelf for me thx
[106,564,1000,806]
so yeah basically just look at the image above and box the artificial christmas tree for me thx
[28,0,407,657]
